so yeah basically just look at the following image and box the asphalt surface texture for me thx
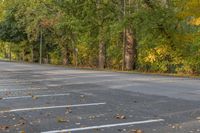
[0,61,200,133]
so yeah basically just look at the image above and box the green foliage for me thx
[0,0,199,74]
[0,5,26,42]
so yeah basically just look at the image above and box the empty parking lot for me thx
[0,61,200,133]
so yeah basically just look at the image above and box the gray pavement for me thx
[0,61,200,133]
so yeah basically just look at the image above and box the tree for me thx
[0,0,199,74]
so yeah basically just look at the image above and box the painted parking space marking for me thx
[0,79,128,92]
[0,102,106,113]
[1,93,70,100]
[0,74,117,85]
[0,87,48,92]
[41,119,164,133]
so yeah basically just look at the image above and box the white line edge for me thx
[41,119,164,133]
[0,102,106,113]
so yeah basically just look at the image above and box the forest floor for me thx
[0,61,200,133]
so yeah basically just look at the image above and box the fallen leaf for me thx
[57,117,68,123]
[75,123,81,125]
[66,107,72,114]
[114,114,126,119]
[129,129,136,133]
[32,95,38,100]
[89,115,96,120]
[135,129,143,133]
[118,128,127,132]
[0,125,9,130]
[196,117,200,120]
[80,95,85,98]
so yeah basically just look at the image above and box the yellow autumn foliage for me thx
[176,34,196,43]
[144,46,168,63]
[177,0,200,18]
[145,53,156,63]
[190,17,200,26]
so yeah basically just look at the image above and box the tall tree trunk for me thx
[125,28,137,70]
[39,30,43,64]
[31,45,34,63]
[99,39,106,69]
[122,0,126,71]
[4,49,7,58]
[62,44,69,65]
[9,44,12,61]
[22,50,25,61]
[97,0,106,69]
[3,42,7,58]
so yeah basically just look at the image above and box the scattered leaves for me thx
[0,125,9,130]
[114,114,126,120]
[57,117,69,123]
[75,123,81,125]
[14,121,25,127]
[134,129,143,133]
[80,95,85,98]
[66,107,72,114]
[118,128,127,132]
[89,115,96,120]
[196,117,200,120]
[169,123,182,129]
[32,95,38,100]
[19,130,26,133]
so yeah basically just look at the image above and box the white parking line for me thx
[41,119,164,133]
[0,75,117,85]
[26,75,116,82]
[0,102,106,113]
[0,79,126,92]
[0,77,165,92]
[1,93,70,100]
[0,87,48,92]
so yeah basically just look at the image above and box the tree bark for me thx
[99,40,106,69]
[62,44,70,65]
[97,0,106,69]
[125,28,137,70]
[31,45,34,63]
[9,44,12,61]
[22,50,25,61]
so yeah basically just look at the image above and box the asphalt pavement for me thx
[0,61,200,133]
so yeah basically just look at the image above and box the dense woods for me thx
[0,0,199,74]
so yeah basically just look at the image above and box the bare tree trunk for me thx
[125,29,137,70]
[62,44,69,65]
[4,49,7,58]
[22,50,25,61]
[122,0,126,71]
[31,45,34,63]
[2,42,7,58]
[96,0,106,69]
[39,30,43,64]
[99,40,106,69]
[9,44,12,61]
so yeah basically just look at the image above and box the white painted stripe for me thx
[25,75,116,82]
[0,75,116,85]
[0,102,106,113]
[0,79,123,92]
[2,93,70,100]
[62,79,129,85]
[41,119,164,133]
[0,77,164,92]
[0,88,48,92]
